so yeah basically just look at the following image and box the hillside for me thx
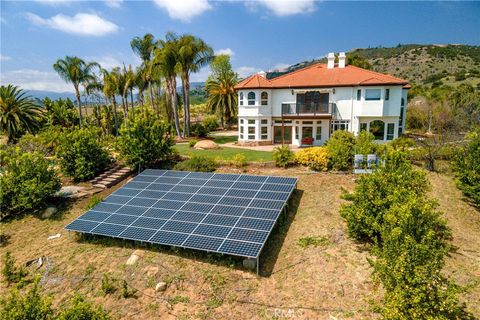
[267,44,480,87]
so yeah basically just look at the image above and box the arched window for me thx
[261,92,268,106]
[247,92,255,106]
[369,120,385,140]
[239,92,244,106]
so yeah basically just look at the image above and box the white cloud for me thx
[271,63,290,71]
[89,55,122,70]
[0,69,73,92]
[215,48,235,56]
[0,55,12,61]
[153,0,212,22]
[104,0,123,8]
[236,66,262,78]
[190,66,211,82]
[34,0,73,6]
[26,12,119,36]
[249,0,316,17]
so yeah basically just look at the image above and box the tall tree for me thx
[102,69,120,136]
[53,56,99,127]
[154,34,182,137]
[130,34,157,113]
[0,85,44,142]
[206,55,238,129]
[176,34,214,136]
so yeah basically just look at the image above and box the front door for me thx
[274,126,292,144]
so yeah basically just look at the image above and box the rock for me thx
[193,140,220,150]
[54,186,87,198]
[155,282,167,292]
[47,233,61,240]
[41,206,58,218]
[126,250,145,265]
[242,258,257,270]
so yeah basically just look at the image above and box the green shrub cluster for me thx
[340,151,471,319]
[325,130,356,171]
[202,115,219,132]
[116,114,174,171]
[452,131,480,207]
[0,149,60,219]
[174,156,218,172]
[190,122,208,137]
[188,139,198,148]
[230,154,247,168]
[272,146,295,168]
[0,279,109,320]
[2,252,28,284]
[56,128,111,181]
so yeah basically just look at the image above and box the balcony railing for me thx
[281,102,335,116]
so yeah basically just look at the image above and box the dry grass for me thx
[0,165,478,319]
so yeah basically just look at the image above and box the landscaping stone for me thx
[41,206,58,218]
[194,140,220,150]
[155,282,167,292]
[126,250,145,265]
[55,186,87,198]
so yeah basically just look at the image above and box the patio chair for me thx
[353,154,366,174]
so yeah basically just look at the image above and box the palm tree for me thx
[135,66,148,110]
[206,70,238,129]
[53,56,99,127]
[0,85,44,142]
[154,34,182,137]
[130,34,157,112]
[176,34,214,136]
[102,69,120,136]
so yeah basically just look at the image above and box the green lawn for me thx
[174,143,272,162]
[209,134,238,144]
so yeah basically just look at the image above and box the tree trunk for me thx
[112,96,119,137]
[181,75,191,137]
[121,96,128,124]
[170,77,182,138]
[130,88,135,115]
[149,81,157,117]
[74,85,83,128]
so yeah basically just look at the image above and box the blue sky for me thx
[1,0,479,92]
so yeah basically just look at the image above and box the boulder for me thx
[193,140,220,150]
[126,250,144,265]
[155,282,167,292]
[41,206,58,219]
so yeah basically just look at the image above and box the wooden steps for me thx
[90,165,131,189]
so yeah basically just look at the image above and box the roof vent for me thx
[257,71,266,78]
[338,52,346,68]
[327,52,335,69]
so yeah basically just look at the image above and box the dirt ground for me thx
[1,165,479,320]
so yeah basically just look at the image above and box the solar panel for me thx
[65,170,297,261]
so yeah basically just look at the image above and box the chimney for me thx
[338,52,346,68]
[327,52,335,69]
[257,71,266,78]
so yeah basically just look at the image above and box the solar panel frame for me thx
[65,169,297,261]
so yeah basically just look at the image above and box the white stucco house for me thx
[234,52,410,146]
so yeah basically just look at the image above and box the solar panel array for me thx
[65,170,297,259]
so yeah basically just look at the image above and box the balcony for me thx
[281,102,335,117]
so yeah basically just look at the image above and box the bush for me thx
[325,130,355,171]
[272,146,295,168]
[190,123,208,138]
[230,154,247,168]
[0,279,54,320]
[452,131,480,206]
[355,131,377,155]
[188,139,198,148]
[340,152,429,243]
[16,134,50,156]
[2,252,28,284]
[0,149,61,218]
[174,156,218,172]
[56,128,111,182]
[295,147,328,171]
[116,114,173,171]
[203,115,219,132]
[101,273,116,296]
[58,295,110,320]
[390,136,415,151]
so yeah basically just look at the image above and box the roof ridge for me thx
[270,62,324,83]
[347,65,408,83]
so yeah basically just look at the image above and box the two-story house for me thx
[234,52,410,146]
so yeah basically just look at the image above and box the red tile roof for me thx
[234,63,409,89]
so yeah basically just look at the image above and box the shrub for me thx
[295,147,328,171]
[16,134,50,156]
[230,154,247,168]
[56,128,111,182]
[0,279,54,320]
[203,115,219,132]
[101,273,116,296]
[272,146,295,168]
[325,130,355,171]
[121,280,137,299]
[452,131,480,206]
[390,136,415,151]
[2,252,28,284]
[0,149,61,218]
[297,236,330,248]
[58,295,110,320]
[190,123,208,138]
[355,131,377,155]
[174,156,218,172]
[340,152,429,243]
[116,114,173,171]
[188,139,198,148]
